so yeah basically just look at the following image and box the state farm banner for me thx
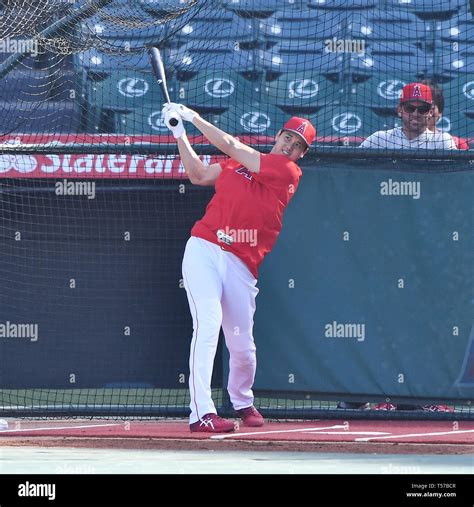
[0,135,228,179]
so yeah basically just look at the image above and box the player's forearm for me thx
[176,134,206,184]
[193,116,240,158]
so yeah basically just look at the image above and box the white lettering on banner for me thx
[129,155,147,173]
[144,155,172,174]
[73,154,94,173]
[0,135,223,178]
[0,155,38,173]
[42,154,61,173]
[109,154,128,173]
[0,154,189,177]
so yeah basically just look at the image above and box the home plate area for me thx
[1,419,473,452]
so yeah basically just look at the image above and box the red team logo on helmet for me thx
[296,121,308,135]
[400,82,432,104]
[282,116,316,147]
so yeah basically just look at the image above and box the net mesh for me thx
[0,0,472,420]
[0,0,471,144]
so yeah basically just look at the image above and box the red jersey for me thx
[191,153,302,278]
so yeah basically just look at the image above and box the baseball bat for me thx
[148,46,179,127]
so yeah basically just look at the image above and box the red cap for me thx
[282,117,316,147]
[399,82,433,104]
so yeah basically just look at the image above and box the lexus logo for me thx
[240,112,271,133]
[204,78,235,98]
[289,79,319,98]
[118,78,149,98]
[332,113,362,134]
[148,111,168,132]
[377,80,405,100]
[462,81,474,100]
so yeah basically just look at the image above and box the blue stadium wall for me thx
[0,159,473,403]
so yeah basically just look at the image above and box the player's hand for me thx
[165,102,199,123]
[162,107,185,139]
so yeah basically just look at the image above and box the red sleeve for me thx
[452,136,469,150]
[253,153,301,191]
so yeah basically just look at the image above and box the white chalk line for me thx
[305,431,391,436]
[0,423,123,433]
[355,428,474,442]
[210,424,346,440]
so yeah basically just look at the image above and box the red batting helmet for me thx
[282,117,316,147]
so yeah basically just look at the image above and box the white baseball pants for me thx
[182,236,259,424]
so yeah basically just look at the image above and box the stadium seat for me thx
[212,103,289,136]
[313,105,395,139]
[84,70,174,133]
[175,16,257,47]
[47,69,78,102]
[87,70,171,109]
[272,39,327,54]
[262,48,345,80]
[348,11,432,44]
[76,49,151,74]
[385,0,464,20]
[177,71,259,112]
[258,9,345,42]
[263,72,343,114]
[440,15,474,43]
[0,102,81,134]
[0,69,51,102]
[168,41,258,80]
[348,74,412,113]
[438,53,474,76]
[348,48,434,80]
[79,6,167,50]
[445,76,474,109]
[139,0,201,17]
[438,41,474,57]
[222,0,304,18]
[114,106,205,137]
[308,0,377,10]
[114,107,168,135]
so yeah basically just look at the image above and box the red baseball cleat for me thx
[236,406,264,427]
[189,413,237,433]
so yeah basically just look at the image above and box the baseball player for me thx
[162,102,315,433]
[360,82,457,150]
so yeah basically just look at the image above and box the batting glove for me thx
[166,102,199,123]
[162,108,185,139]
